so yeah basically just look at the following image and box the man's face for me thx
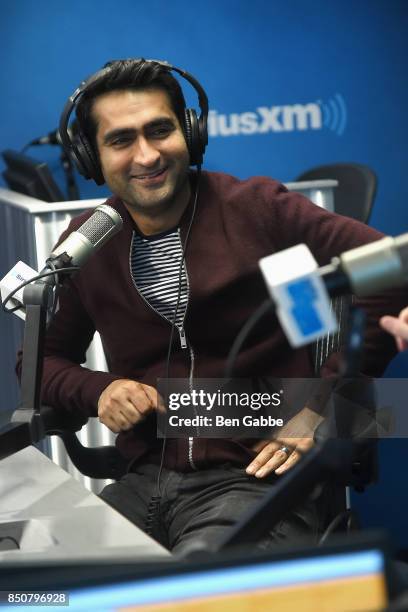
[93,88,190,215]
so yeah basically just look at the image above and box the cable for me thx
[165,166,201,382]
[156,166,202,499]
[1,266,80,314]
[44,260,61,325]
[225,299,275,379]
[318,510,353,545]
[0,536,20,550]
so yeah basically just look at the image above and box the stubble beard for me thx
[122,169,190,219]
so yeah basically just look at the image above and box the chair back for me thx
[296,163,377,223]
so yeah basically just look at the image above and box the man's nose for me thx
[132,137,160,167]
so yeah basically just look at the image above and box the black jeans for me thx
[99,463,329,557]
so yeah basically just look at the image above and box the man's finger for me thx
[275,450,301,474]
[115,399,144,423]
[100,415,120,434]
[381,316,408,343]
[140,385,165,412]
[253,448,295,478]
[126,387,154,415]
[246,442,285,475]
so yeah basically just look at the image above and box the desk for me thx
[0,446,170,563]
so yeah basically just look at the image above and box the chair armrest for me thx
[57,431,128,480]
[40,406,128,480]
[40,404,88,434]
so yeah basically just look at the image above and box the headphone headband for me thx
[59,58,209,184]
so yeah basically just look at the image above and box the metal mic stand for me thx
[0,274,56,460]
[218,305,371,550]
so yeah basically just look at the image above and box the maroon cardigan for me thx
[16,171,406,470]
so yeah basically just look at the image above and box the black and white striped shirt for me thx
[130,229,188,334]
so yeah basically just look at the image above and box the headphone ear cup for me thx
[184,109,203,166]
[71,132,105,185]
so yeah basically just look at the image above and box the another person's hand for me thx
[246,407,323,477]
[98,379,164,433]
[380,306,408,352]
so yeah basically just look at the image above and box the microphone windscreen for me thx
[76,204,123,249]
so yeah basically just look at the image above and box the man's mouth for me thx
[132,167,168,182]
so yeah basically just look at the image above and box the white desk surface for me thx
[0,446,171,563]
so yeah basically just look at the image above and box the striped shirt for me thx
[130,229,188,332]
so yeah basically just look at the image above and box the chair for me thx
[297,160,379,494]
[296,162,377,223]
[295,163,379,534]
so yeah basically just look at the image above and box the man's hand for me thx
[98,379,164,433]
[246,407,323,478]
[380,306,408,352]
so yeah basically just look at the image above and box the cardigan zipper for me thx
[180,231,198,470]
[130,230,197,470]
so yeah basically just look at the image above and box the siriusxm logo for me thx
[208,94,347,138]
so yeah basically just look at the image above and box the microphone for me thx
[46,204,123,270]
[318,234,408,297]
[259,234,408,347]
[28,121,77,147]
[1,204,123,318]
[29,128,62,146]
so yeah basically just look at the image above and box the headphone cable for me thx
[145,168,201,537]
[156,166,201,499]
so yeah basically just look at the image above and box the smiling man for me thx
[21,59,405,556]
[94,88,191,233]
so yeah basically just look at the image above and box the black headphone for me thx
[58,59,209,186]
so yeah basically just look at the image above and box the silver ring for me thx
[279,446,291,455]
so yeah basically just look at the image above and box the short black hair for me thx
[76,59,187,151]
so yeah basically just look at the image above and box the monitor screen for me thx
[65,548,387,612]
[1,541,384,612]
[0,534,390,611]
[1,149,64,203]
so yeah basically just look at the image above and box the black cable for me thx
[318,510,352,545]
[1,266,80,314]
[0,536,20,550]
[44,260,61,326]
[225,299,275,379]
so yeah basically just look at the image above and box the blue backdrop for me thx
[1,0,407,545]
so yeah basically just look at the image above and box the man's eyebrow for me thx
[103,118,176,144]
[145,117,176,129]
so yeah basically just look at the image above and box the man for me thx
[17,59,404,556]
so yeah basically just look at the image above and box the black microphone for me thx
[318,233,408,297]
[29,128,62,146]
[29,121,77,147]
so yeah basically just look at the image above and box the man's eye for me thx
[150,126,173,138]
[111,137,132,147]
